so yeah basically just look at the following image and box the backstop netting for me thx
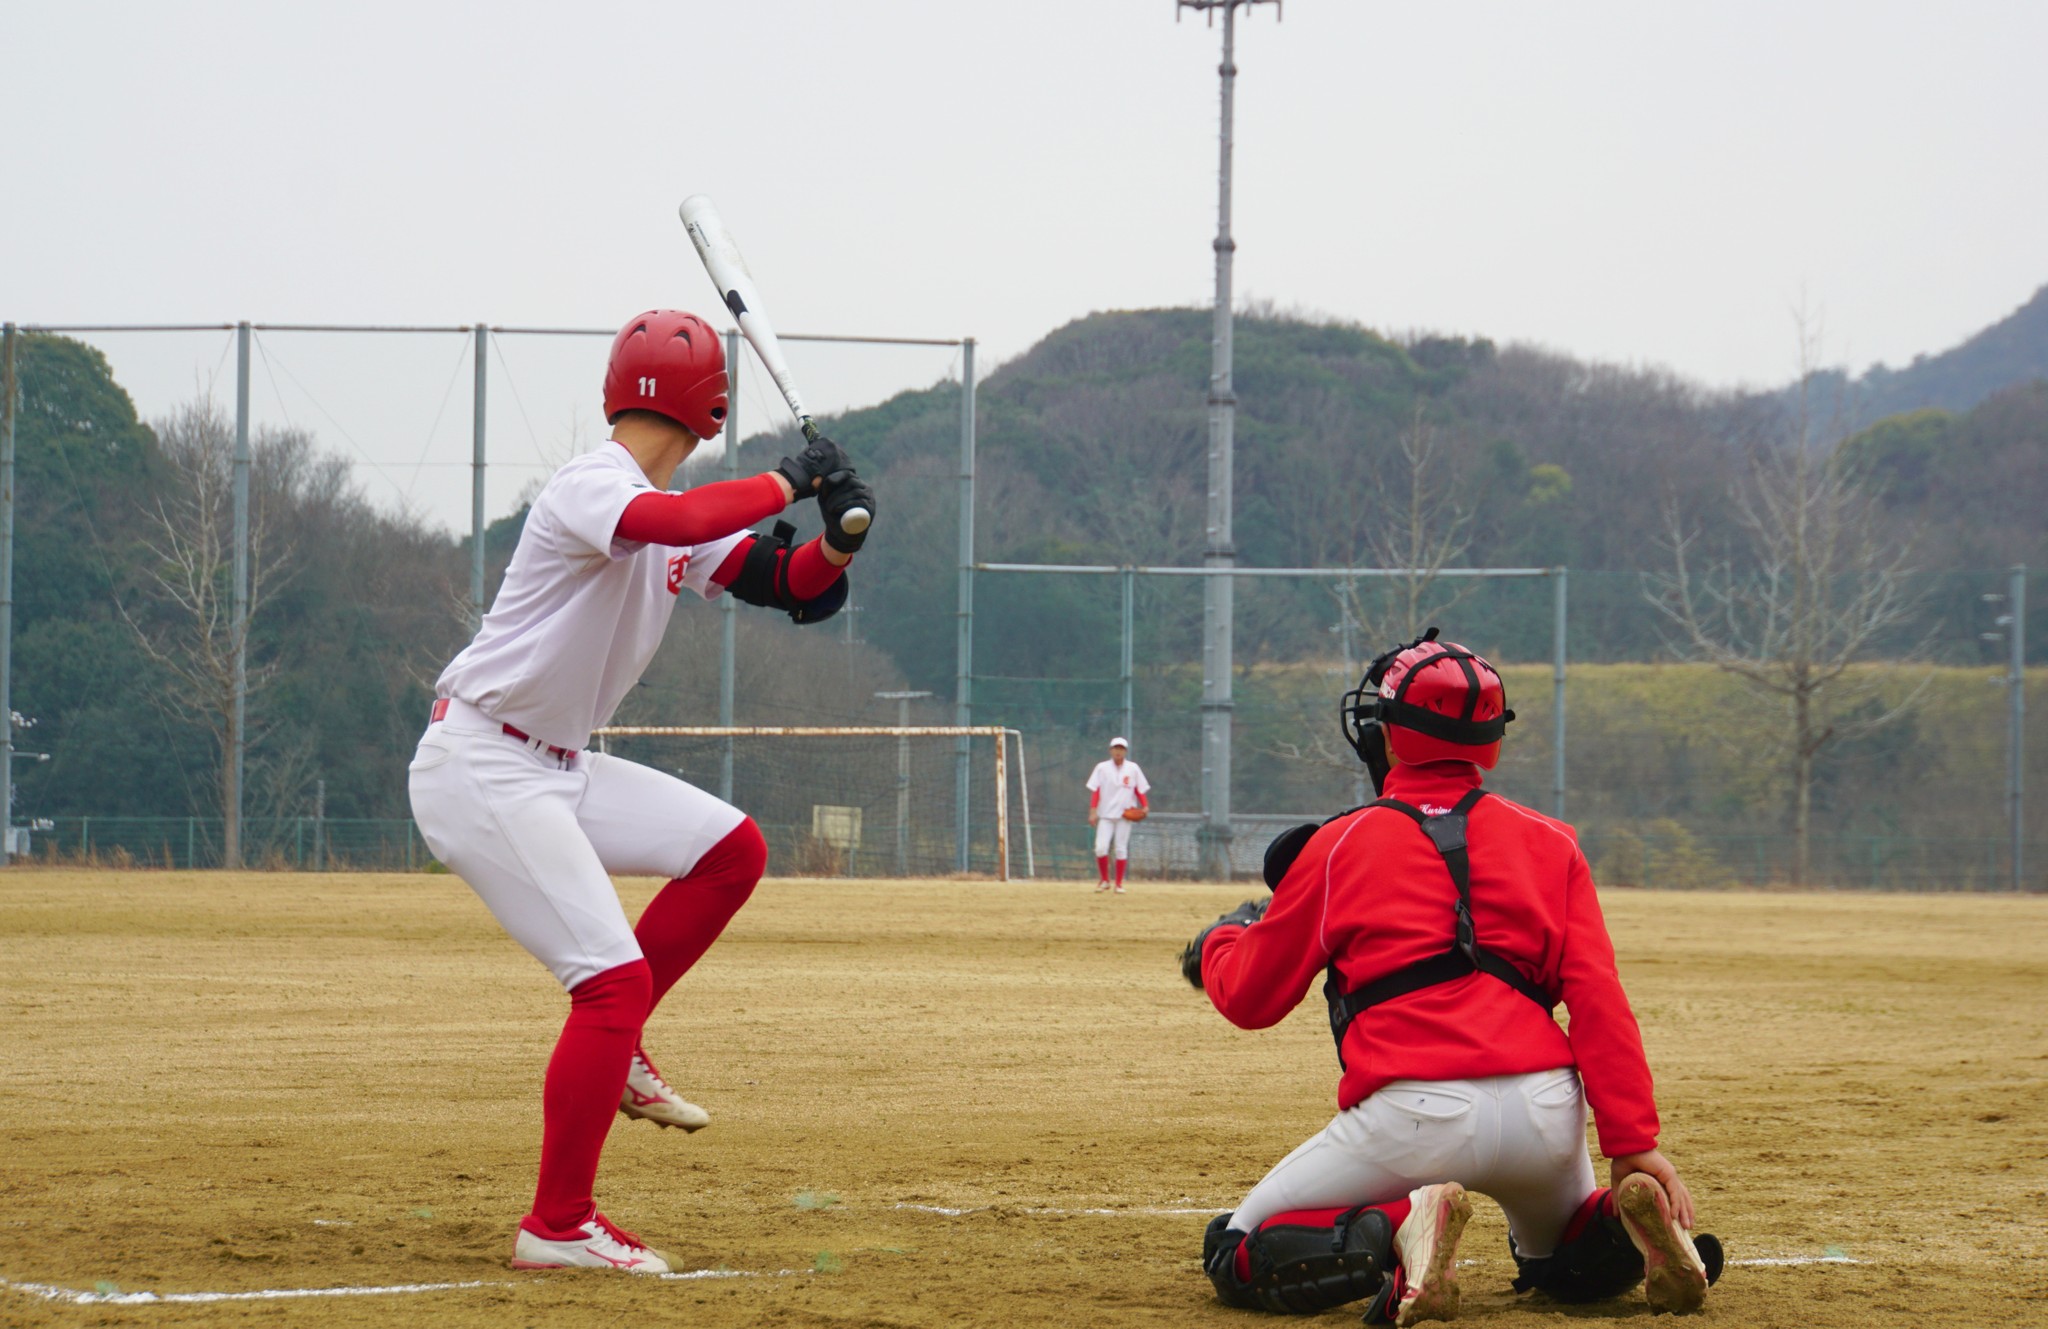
[592,727,1033,880]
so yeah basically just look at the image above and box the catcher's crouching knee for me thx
[1202,1209,1395,1315]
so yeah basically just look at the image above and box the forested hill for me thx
[818,302,2048,580]
[777,303,2047,701]
[9,295,2045,827]
[1822,283,2048,424]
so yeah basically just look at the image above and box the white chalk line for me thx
[1729,1255,1861,1267]
[0,1269,805,1305]
[894,1203,1217,1217]
[0,1278,509,1306]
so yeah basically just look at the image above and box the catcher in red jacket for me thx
[1181,629,1722,1325]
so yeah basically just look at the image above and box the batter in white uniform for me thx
[408,309,875,1275]
[1085,737,1150,892]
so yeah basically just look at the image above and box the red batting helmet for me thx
[603,310,728,438]
[1340,627,1515,770]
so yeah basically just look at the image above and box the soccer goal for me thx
[592,726,1034,880]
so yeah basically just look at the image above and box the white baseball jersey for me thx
[435,442,746,750]
[1086,758,1150,818]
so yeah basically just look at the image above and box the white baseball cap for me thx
[1110,736,1129,749]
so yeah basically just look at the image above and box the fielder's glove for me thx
[1121,806,1147,822]
[1178,897,1269,990]
[776,435,853,498]
[817,469,876,554]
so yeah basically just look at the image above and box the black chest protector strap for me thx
[1324,787,1554,1060]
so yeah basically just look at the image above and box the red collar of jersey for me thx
[1380,760,1484,807]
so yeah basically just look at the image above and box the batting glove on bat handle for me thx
[776,435,852,499]
[819,470,876,554]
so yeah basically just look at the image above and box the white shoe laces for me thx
[632,1052,677,1098]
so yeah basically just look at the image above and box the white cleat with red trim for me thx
[1615,1173,1711,1314]
[511,1209,671,1274]
[1388,1182,1473,1325]
[619,1047,711,1131]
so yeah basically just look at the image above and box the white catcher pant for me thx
[408,701,746,990]
[1093,815,1134,861]
[1228,1069,1598,1260]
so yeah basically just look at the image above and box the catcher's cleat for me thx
[511,1208,671,1273]
[619,1047,710,1131]
[1387,1182,1472,1325]
[1614,1173,1711,1314]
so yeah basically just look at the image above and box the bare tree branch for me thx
[1645,314,1931,883]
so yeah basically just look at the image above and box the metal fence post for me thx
[955,338,976,873]
[720,329,740,802]
[1552,567,1568,819]
[1120,567,1135,745]
[229,322,250,869]
[0,323,13,867]
[471,323,488,628]
[995,734,1009,882]
[2011,564,2027,890]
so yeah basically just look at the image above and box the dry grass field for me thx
[1,869,2044,1328]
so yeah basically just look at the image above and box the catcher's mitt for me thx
[1121,806,1148,822]
[1178,897,1269,989]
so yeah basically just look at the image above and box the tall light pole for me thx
[1179,0,1279,880]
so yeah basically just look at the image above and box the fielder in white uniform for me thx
[1086,737,1150,892]
[408,310,875,1275]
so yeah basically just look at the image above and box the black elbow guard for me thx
[726,521,848,625]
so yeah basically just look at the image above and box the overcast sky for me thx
[6,0,2044,534]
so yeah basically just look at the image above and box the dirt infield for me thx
[1,870,2044,1327]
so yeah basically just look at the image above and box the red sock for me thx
[1234,1200,1414,1281]
[1114,858,1127,886]
[531,959,651,1232]
[1096,855,1110,882]
[635,818,767,1015]
[1560,1187,1613,1245]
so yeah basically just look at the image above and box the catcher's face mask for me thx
[1340,628,1436,766]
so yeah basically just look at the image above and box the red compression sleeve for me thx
[784,536,842,599]
[709,534,845,598]
[613,474,786,547]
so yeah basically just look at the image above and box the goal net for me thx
[592,726,1034,880]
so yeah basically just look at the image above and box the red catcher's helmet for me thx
[1343,628,1516,770]
[603,310,728,438]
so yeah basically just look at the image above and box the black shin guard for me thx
[1509,1211,1645,1304]
[1203,1208,1397,1315]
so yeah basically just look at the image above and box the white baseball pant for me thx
[408,699,747,990]
[1094,814,1134,861]
[1227,1069,1598,1259]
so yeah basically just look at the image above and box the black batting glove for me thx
[776,435,852,499]
[818,469,876,554]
